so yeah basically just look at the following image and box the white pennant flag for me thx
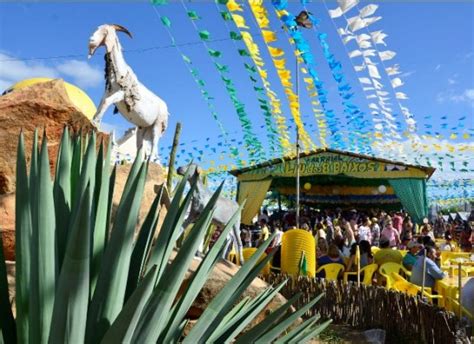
[338,0,360,12]
[363,87,375,91]
[349,49,363,58]
[342,35,356,44]
[395,92,408,99]
[371,30,388,46]
[367,64,382,79]
[385,64,400,76]
[338,27,349,36]
[374,123,384,130]
[329,7,343,18]
[376,91,389,96]
[366,94,377,98]
[356,33,371,43]
[362,49,376,57]
[368,103,379,110]
[363,57,377,65]
[348,16,382,32]
[359,4,379,18]
[379,50,396,61]
[391,77,404,88]
[373,79,383,89]
[359,77,372,85]
[354,64,365,72]
[358,40,372,49]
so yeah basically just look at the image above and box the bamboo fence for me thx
[263,274,470,344]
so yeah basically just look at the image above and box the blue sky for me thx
[0,1,472,184]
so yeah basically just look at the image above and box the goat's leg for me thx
[92,90,124,128]
[149,121,163,163]
[233,220,244,264]
[136,126,146,158]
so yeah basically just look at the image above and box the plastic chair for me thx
[379,262,412,288]
[242,247,270,275]
[399,250,408,257]
[343,263,378,285]
[440,252,470,267]
[315,263,345,281]
[391,272,442,304]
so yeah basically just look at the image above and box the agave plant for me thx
[0,128,331,343]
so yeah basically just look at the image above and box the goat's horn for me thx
[111,24,133,38]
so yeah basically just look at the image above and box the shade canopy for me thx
[229,148,435,225]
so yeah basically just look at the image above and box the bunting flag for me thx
[220,0,291,156]
[180,1,266,163]
[155,12,243,166]
[248,0,317,152]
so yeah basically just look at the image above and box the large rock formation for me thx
[0,79,106,194]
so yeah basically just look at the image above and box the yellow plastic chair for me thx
[440,252,470,267]
[399,250,408,257]
[379,262,412,288]
[391,273,441,304]
[343,263,378,285]
[242,247,270,275]
[281,229,316,277]
[315,263,345,281]
[227,247,239,265]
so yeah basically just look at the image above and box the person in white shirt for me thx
[358,217,372,244]
[439,232,454,252]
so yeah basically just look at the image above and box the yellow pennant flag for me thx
[226,0,243,12]
[231,14,249,29]
[268,47,284,57]
[262,30,276,43]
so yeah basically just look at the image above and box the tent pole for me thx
[295,56,300,229]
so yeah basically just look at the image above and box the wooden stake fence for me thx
[262,274,470,344]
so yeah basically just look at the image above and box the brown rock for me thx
[0,79,108,194]
[0,193,15,261]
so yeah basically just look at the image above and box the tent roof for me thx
[229,147,435,179]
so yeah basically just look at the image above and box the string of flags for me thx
[150,0,473,205]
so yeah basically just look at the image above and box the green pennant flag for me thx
[230,31,242,40]
[160,16,171,28]
[215,63,229,72]
[250,76,257,83]
[187,10,201,20]
[181,54,192,64]
[238,49,250,57]
[220,11,232,21]
[152,0,167,5]
[199,30,210,41]
[244,63,256,73]
[299,251,307,276]
[208,49,222,58]
[218,0,229,4]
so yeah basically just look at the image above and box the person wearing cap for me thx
[439,232,454,252]
[403,241,421,271]
[374,237,403,266]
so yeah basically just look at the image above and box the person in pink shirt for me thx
[381,219,400,247]
[392,212,403,235]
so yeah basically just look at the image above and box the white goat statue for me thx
[88,24,169,159]
[177,164,244,264]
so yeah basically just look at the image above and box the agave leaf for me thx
[49,185,91,344]
[15,131,31,343]
[212,281,287,343]
[70,131,82,205]
[255,293,325,343]
[30,131,56,342]
[235,293,302,344]
[28,129,40,341]
[86,161,147,342]
[54,127,72,270]
[131,183,224,342]
[100,266,158,344]
[120,147,143,202]
[275,314,320,343]
[91,139,112,294]
[183,233,277,343]
[125,188,163,301]
[0,235,16,343]
[106,164,117,244]
[290,319,332,344]
[159,203,244,343]
[145,165,194,279]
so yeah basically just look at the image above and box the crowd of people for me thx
[234,207,474,288]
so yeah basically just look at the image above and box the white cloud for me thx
[0,52,102,92]
[436,88,474,107]
[448,78,457,85]
[434,64,441,72]
[56,60,102,88]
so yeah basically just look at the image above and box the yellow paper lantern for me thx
[303,182,311,190]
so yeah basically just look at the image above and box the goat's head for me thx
[177,163,202,181]
[88,24,133,58]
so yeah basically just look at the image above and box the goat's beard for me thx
[88,44,98,58]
